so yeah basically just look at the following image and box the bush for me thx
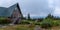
[20,20,30,24]
[40,19,53,28]
[52,21,59,26]
[34,22,40,25]
[40,22,52,29]
[0,18,12,25]
[40,19,60,29]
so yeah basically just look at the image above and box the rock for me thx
[34,25,42,30]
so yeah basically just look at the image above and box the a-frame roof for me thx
[17,3,23,17]
[0,3,23,17]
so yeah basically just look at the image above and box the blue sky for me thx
[0,0,60,17]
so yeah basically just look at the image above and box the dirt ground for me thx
[0,25,60,30]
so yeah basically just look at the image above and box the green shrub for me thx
[40,22,52,29]
[34,22,40,25]
[40,19,60,29]
[20,20,30,24]
[40,19,53,28]
[0,17,12,25]
[43,19,60,26]
[0,20,11,24]
[52,21,59,26]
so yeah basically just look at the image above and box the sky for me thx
[0,0,60,17]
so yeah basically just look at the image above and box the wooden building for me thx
[0,3,23,24]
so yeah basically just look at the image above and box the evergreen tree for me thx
[28,13,31,20]
[46,13,54,19]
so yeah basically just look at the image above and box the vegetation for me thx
[20,20,30,24]
[27,13,31,20]
[20,14,60,29]
[0,17,12,25]
[0,13,60,30]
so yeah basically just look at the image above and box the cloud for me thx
[18,0,52,17]
[52,0,60,16]
[53,7,60,16]
[0,0,60,17]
